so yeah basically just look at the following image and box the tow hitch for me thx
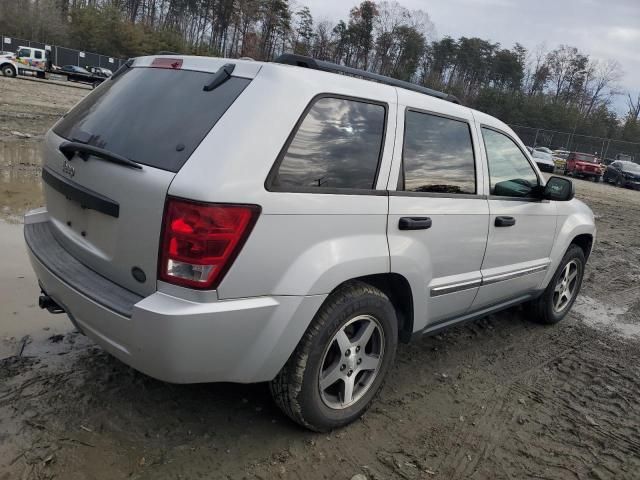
[39,293,65,314]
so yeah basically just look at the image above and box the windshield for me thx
[53,66,250,172]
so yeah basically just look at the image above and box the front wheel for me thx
[1,65,16,77]
[527,245,585,324]
[270,281,398,431]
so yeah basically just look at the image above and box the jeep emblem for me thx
[62,160,75,178]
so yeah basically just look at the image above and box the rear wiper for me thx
[203,63,235,91]
[59,141,143,170]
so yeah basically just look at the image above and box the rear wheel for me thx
[527,245,585,325]
[1,65,16,77]
[270,281,398,432]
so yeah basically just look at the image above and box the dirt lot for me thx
[2,77,640,480]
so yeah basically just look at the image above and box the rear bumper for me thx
[573,170,601,178]
[25,211,326,384]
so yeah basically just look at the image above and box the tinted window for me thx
[271,97,385,190]
[482,127,538,197]
[17,48,30,58]
[34,50,42,59]
[400,110,475,194]
[574,153,596,163]
[54,67,250,172]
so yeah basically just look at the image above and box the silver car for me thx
[25,54,596,431]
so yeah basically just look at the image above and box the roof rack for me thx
[274,53,460,105]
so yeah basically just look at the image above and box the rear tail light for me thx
[159,198,260,290]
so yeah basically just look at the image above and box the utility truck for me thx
[0,46,50,78]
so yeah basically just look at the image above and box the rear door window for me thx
[53,67,250,172]
[399,110,476,194]
[269,96,386,191]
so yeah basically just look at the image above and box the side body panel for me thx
[471,113,557,308]
[386,90,489,332]
[539,199,596,289]
[170,65,398,299]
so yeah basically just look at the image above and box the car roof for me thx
[135,54,518,136]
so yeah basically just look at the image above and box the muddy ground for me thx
[1,77,640,480]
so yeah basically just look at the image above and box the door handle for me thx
[495,216,516,227]
[399,217,432,230]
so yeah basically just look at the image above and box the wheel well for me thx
[571,234,593,260]
[343,273,414,344]
[1,62,16,72]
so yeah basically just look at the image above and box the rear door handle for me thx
[399,217,432,230]
[495,216,516,227]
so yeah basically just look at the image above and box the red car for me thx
[564,152,605,182]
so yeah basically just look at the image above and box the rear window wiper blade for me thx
[203,63,235,91]
[59,141,143,170]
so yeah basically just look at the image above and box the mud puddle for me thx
[0,141,43,223]
[0,220,70,360]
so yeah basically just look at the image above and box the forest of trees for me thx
[1,0,639,144]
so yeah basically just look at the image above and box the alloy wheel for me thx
[318,315,385,410]
[552,259,580,313]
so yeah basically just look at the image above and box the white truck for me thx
[1,46,50,78]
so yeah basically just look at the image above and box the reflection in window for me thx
[482,128,538,197]
[400,111,476,194]
[273,97,385,190]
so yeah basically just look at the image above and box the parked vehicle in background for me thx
[59,65,106,87]
[553,150,569,170]
[534,146,553,155]
[0,46,50,79]
[24,54,595,432]
[87,66,113,78]
[603,161,640,189]
[531,147,555,172]
[564,152,605,181]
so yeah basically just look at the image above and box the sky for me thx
[303,0,639,114]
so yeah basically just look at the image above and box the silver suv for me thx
[25,54,596,431]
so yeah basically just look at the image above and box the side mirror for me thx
[544,176,574,201]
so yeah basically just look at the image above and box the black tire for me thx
[527,244,585,325]
[616,177,624,187]
[1,65,16,77]
[270,281,398,432]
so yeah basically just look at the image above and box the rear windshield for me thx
[574,153,597,163]
[53,67,250,172]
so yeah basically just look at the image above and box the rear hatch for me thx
[41,57,257,296]
[573,154,600,174]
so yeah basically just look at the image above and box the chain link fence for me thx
[510,124,640,163]
[1,34,125,71]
